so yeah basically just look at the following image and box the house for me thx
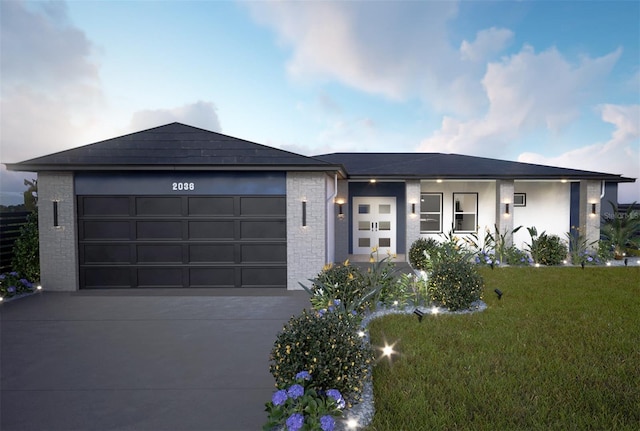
[5,123,635,291]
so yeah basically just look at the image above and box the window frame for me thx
[514,193,526,207]
[419,192,443,233]
[452,192,478,233]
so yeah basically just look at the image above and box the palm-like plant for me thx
[600,201,640,258]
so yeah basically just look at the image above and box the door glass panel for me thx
[379,238,391,247]
[358,204,370,214]
[358,221,371,231]
[379,221,391,231]
[379,204,391,214]
[358,238,370,247]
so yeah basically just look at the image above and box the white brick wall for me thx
[496,180,515,247]
[37,172,79,291]
[579,180,601,248]
[287,172,327,290]
[405,180,421,255]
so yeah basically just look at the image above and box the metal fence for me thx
[0,211,30,273]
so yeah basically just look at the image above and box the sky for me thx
[1,0,639,205]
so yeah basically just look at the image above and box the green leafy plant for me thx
[269,309,374,404]
[408,237,439,270]
[600,201,640,259]
[428,258,484,311]
[566,226,598,266]
[301,260,366,313]
[0,271,36,298]
[525,227,567,265]
[504,247,533,266]
[264,371,344,431]
[11,210,39,281]
[390,273,430,307]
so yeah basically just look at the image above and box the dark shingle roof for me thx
[6,123,340,172]
[315,152,635,182]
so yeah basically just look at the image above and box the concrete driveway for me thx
[1,289,309,431]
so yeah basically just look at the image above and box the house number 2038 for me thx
[172,182,195,191]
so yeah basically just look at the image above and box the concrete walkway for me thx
[0,289,310,431]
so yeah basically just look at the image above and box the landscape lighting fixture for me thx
[494,289,503,300]
[624,258,628,266]
[413,308,425,322]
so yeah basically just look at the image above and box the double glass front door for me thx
[352,197,396,255]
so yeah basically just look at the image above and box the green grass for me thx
[366,267,640,430]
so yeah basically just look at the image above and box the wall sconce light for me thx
[53,201,59,227]
[591,203,597,215]
[505,203,510,215]
[302,200,307,227]
[336,198,345,219]
[411,203,416,215]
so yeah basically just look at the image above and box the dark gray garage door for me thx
[78,195,286,289]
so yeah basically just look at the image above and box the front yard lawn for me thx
[367,267,640,430]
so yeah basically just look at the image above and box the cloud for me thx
[128,101,222,133]
[0,0,103,162]
[418,45,622,156]
[460,27,514,63]
[518,104,640,203]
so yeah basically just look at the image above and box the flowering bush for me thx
[269,309,374,405]
[474,250,500,267]
[504,247,533,266]
[0,271,36,298]
[302,260,368,314]
[428,259,484,311]
[264,371,345,431]
[408,237,440,270]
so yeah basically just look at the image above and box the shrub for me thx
[0,271,36,298]
[526,227,567,266]
[269,309,374,404]
[303,260,367,313]
[504,247,533,266]
[408,237,439,270]
[387,273,430,307]
[428,259,484,311]
[11,210,39,281]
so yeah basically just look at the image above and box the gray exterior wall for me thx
[495,180,515,247]
[37,172,78,291]
[334,180,350,262]
[286,172,327,290]
[405,180,421,258]
[579,180,601,248]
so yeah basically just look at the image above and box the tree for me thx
[23,178,37,211]
[600,201,640,259]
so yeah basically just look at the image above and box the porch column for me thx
[334,179,350,263]
[406,180,421,258]
[579,180,601,249]
[495,180,515,247]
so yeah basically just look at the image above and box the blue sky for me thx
[1,0,639,204]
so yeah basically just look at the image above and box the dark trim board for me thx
[78,195,287,289]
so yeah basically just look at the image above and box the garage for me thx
[76,172,287,289]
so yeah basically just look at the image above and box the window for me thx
[453,193,477,233]
[420,193,442,233]
[514,193,526,207]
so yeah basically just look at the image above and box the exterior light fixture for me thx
[624,258,628,266]
[369,179,376,183]
[302,200,307,227]
[505,203,510,215]
[336,198,345,219]
[411,203,416,215]
[591,203,597,215]
[53,201,59,227]
[413,308,425,322]
[494,289,503,300]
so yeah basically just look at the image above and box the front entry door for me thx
[352,197,396,255]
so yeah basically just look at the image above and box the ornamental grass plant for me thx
[367,267,640,430]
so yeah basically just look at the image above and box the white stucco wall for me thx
[512,181,571,250]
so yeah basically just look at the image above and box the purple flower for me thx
[20,279,33,289]
[0,274,5,280]
[271,389,288,406]
[287,384,304,399]
[333,299,341,306]
[9,272,18,277]
[295,370,311,381]
[7,286,16,294]
[320,415,335,431]
[318,309,326,317]
[285,413,304,431]
[326,389,345,409]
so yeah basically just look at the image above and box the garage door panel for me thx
[82,221,131,240]
[137,267,183,287]
[189,221,235,239]
[241,221,286,239]
[188,197,234,216]
[242,267,287,287]
[136,197,182,216]
[81,197,130,216]
[137,245,183,263]
[82,244,131,264]
[241,244,286,263]
[83,267,131,288]
[190,268,236,287]
[136,221,183,239]
[240,197,286,216]
[189,244,235,263]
